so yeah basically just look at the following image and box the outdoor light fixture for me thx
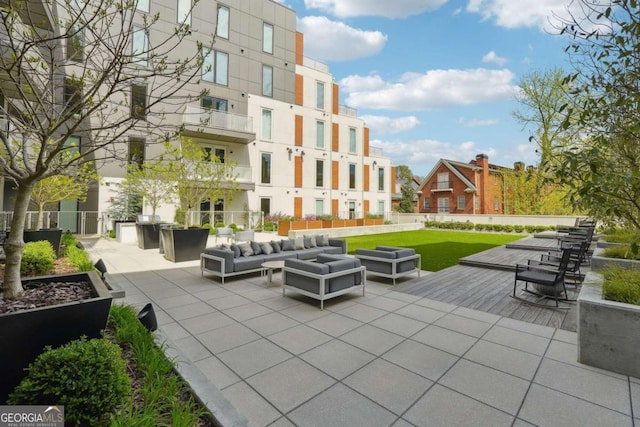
[372,161,377,169]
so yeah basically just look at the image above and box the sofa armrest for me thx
[328,238,347,254]
[375,245,405,252]
[201,248,234,274]
[355,248,397,259]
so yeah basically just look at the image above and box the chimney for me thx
[475,154,489,214]
[514,161,524,171]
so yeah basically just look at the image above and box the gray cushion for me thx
[238,242,254,257]
[356,248,397,259]
[233,256,265,271]
[317,253,347,264]
[316,234,330,246]
[230,244,241,258]
[305,235,318,248]
[250,240,262,255]
[270,240,281,253]
[282,239,295,251]
[321,246,343,255]
[260,242,274,255]
[295,248,325,260]
[395,248,416,258]
[294,236,305,250]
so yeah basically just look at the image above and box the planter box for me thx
[160,227,209,262]
[591,247,640,271]
[0,271,112,402]
[136,223,162,250]
[577,272,640,378]
[112,219,136,238]
[345,219,358,227]
[23,228,63,254]
[278,221,291,236]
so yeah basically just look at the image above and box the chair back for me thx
[556,248,574,281]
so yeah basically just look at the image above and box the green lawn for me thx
[345,230,525,272]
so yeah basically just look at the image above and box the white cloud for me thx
[362,115,420,134]
[340,68,519,111]
[482,50,508,66]
[297,16,387,62]
[459,117,498,127]
[466,0,593,32]
[304,0,448,19]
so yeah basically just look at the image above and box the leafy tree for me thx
[124,163,172,223]
[106,179,142,222]
[0,0,210,298]
[553,0,640,230]
[501,164,575,215]
[396,165,417,213]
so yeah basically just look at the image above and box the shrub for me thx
[9,337,130,427]
[502,225,514,233]
[602,266,640,305]
[514,225,525,233]
[66,245,94,271]
[228,223,239,232]
[107,229,116,238]
[214,221,225,228]
[174,208,185,225]
[603,230,640,244]
[524,225,536,234]
[21,241,56,275]
[264,221,275,231]
[602,244,640,260]
[61,231,77,250]
[202,223,215,235]
[475,223,485,231]
[492,224,504,232]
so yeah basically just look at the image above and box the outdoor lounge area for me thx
[82,231,640,427]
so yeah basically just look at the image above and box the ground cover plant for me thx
[602,266,640,306]
[345,230,524,271]
[602,245,640,261]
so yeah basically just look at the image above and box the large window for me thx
[132,26,148,66]
[316,159,324,187]
[260,198,271,215]
[177,0,191,25]
[457,195,465,211]
[436,172,450,189]
[262,109,272,141]
[349,128,357,153]
[378,201,385,214]
[315,200,324,216]
[216,5,229,39]
[202,146,225,162]
[438,197,449,213]
[66,25,83,62]
[378,167,384,191]
[131,83,147,120]
[316,81,324,110]
[201,96,227,111]
[349,163,356,189]
[128,137,145,167]
[263,22,273,54]
[423,198,430,211]
[261,152,271,184]
[136,0,149,11]
[315,120,325,148]
[202,49,228,85]
[262,65,273,97]
[64,78,82,115]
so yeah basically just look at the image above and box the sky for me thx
[275,0,584,177]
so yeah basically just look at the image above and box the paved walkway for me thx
[83,235,639,427]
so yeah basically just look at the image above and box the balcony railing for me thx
[431,181,453,191]
[183,106,253,134]
[339,105,357,117]
[369,146,384,158]
[185,161,252,183]
[303,56,329,73]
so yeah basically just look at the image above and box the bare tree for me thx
[0,0,211,298]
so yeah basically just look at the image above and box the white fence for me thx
[390,212,580,227]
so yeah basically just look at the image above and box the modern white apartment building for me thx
[0,0,393,229]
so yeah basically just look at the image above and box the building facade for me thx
[418,154,505,215]
[0,0,393,230]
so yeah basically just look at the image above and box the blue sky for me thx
[277,0,582,177]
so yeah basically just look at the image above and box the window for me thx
[201,96,227,111]
[136,0,149,11]
[423,198,431,211]
[474,195,480,210]
[262,65,273,97]
[378,201,384,214]
[315,200,324,216]
[457,195,465,211]
[316,81,324,110]
[260,198,271,215]
[263,22,273,54]
[202,49,228,85]
[202,146,225,162]
[494,196,500,211]
[315,120,325,148]
[216,5,229,39]
[66,25,83,61]
[261,152,271,184]
[128,137,145,167]
[177,0,191,25]
[262,109,272,141]
[378,167,384,191]
[131,84,147,120]
[349,127,356,153]
[438,197,449,213]
[316,159,324,187]
[436,172,450,189]
[64,78,82,115]
[348,201,356,219]
[349,163,356,189]
[132,26,148,66]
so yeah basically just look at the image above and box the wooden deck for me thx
[392,236,580,331]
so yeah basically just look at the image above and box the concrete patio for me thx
[83,235,639,427]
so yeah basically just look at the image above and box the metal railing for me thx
[431,181,454,190]
[0,211,103,235]
[339,105,357,117]
[369,146,384,157]
[303,56,329,73]
[183,105,253,133]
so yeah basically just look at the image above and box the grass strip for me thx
[345,230,524,271]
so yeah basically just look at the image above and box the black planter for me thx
[160,227,209,262]
[0,271,112,402]
[136,223,162,250]
[23,229,63,254]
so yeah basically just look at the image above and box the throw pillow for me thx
[250,240,262,255]
[305,235,318,248]
[294,236,305,250]
[282,239,295,251]
[238,242,254,257]
[303,235,312,249]
[317,234,330,246]
[230,244,241,258]
[270,240,282,253]
[260,242,274,255]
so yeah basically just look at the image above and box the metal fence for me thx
[0,211,103,235]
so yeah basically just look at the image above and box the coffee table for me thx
[261,260,285,287]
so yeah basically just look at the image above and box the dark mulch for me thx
[0,281,93,314]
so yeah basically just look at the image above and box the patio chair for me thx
[215,227,234,244]
[512,247,573,309]
[540,240,590,285]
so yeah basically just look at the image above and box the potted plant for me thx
[158,138,238,262]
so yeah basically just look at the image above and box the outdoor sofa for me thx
[354,245,421,285]
[200,235,346,283]
[282,254,365,309]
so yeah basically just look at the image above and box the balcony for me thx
[186,162,255,191]
[431,181,453,192]
[369,146,384,158]
[182,106,255,144]
[339,105,357,117]
[303,56,329,73]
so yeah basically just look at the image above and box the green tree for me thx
[501,165,575,215]
[553,0,640,230]
[124,163,173,223]
[0,0,210,298]
[396,165,417,213]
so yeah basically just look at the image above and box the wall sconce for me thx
[300,150,305,156]
[322,152,327,156]
[372,161,377,169]
[286,190,290,194]
[241,93,245,97]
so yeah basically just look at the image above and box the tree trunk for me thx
[37,203,45,230]
[3,182,35,299]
